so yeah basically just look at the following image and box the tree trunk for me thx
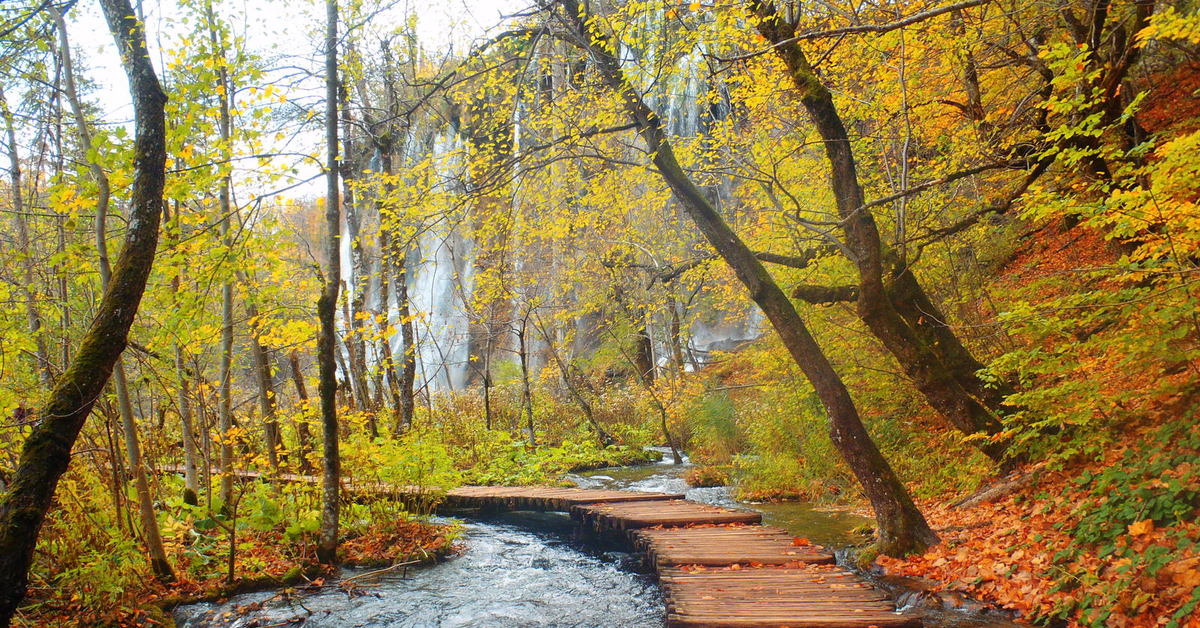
[205,0,238,503]
[338,84,373,419]
[634,324,655,384]
[480,322,496,430]
[363,64,407,434]
[562,0,935,556]
[391,241,417,433]
[316,0,342,566]
[288,351,316,473]
[246,305,281,474]
[233,266,282,473]
[101,409,129,534]
[56,5,174,582]
[0,1,169,621]
[376,229,404,432]
[337,290,373,433]
[165,200,201,504]
[112,362,174,580]
[48,58,72,370]
[665,291,685,378]
[174,344,201,504]
[610,280,655,383]
[517,318,536,447]
[888,267,1015,411]
[749,2,1007,462]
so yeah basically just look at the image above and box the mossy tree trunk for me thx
[56,4,174,583]
[392,244,418,434]
[316,0,342,566]
[0,0,169,622]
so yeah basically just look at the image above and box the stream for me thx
[175,449,1016,627]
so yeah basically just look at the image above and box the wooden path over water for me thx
[445,484,919,627]
[164,467,919,627]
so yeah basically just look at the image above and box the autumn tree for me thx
[551,0,937,556]
[0,0,169,621]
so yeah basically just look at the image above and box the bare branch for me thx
[791,283,859,304]
[755,246,841,269]
[916,158,1052,243]
[719,0,993,63]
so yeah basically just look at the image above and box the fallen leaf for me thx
[1128,519,1155,536]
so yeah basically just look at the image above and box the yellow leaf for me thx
[1127,518,1154,536]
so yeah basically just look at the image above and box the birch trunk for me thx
[316,0,342,565]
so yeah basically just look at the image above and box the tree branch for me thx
[916,157,1052,243]
[755,246,840,269]
[859,162,1010,213]
[791,283,859,304]
[720,0,993,62]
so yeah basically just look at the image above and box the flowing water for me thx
[174,517,662,627]
[175,449,1017,627]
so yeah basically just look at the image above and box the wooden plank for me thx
[660,566,920,628]
[571,500,762,531]
[442,486,683,512]
[635,526,833,568]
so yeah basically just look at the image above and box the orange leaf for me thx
[1128,519,1155,536]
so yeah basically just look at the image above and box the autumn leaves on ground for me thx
[2,0,1200,627]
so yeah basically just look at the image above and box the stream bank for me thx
[176,448,1026,627]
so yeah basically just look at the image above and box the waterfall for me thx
[408,228,475,391]
[367,19,759,397]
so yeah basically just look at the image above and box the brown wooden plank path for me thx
[634,525,834,568]
[443,485,682,511]
[159,465,918,626]
[660,565,917,627]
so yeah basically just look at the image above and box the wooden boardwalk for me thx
[415,484,917,626]
[162,467,919,626]
[635,525,834,568]
[660,565,915,627]
[443,485,683,511]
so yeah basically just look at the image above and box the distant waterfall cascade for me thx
[347,27,759,395]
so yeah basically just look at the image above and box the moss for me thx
[850,523,875,537]
[685,465,730,488]
[854,545,881,571]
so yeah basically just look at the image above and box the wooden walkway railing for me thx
[161,467,920,627]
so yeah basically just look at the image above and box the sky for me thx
[66,0,523,197]
[70,0,524,115]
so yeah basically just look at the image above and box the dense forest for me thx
[0,0,1198,625]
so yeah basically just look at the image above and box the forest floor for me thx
[876,222,1200,627]
[878,414,1200,626]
